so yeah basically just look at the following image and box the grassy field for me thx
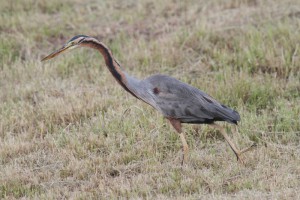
[0,0,300,199]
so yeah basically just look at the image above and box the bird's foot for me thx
[181,155,188,166]
[235,153,245,165]
[235,143,257,165]
[241,143,257,154]
[181,145,189,166]
[181,155,185,166]
[179,132,189,166]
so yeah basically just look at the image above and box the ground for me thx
[0,0,300,199]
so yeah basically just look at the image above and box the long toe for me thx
[240,143,257,155]
[181,155,185,166]
[181,149,189,166]
[236,153,245,165]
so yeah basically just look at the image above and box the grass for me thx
[0,0,300,199]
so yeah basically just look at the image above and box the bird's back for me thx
[142,74,240,124]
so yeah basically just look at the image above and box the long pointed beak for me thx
[41,44,71,61]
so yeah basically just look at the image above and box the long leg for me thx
[211,123,245,164]
[168,118,189,165]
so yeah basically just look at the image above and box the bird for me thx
[41,35,255,165]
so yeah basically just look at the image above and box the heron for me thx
[42,35,255,165]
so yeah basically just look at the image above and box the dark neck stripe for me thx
[78,38,85,43]
[82,40,139,99]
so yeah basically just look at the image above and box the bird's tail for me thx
[217,104,241,124]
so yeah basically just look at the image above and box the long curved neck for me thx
[81,38,139,98]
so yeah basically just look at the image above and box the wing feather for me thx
[144,74,240,124]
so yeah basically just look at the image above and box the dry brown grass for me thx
[0,0,300,199]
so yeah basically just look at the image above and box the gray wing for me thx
[143,74,240,124]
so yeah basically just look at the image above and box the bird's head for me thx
[41,35,90,61]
